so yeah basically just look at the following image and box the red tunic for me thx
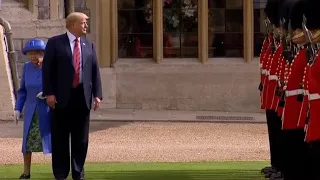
[282,48,307,130]
[298,63,310,129]
[305,53,320,142]
[261,35,273,110]
[259,37,270,110]
[276,56,286,117]
[266,44,283,110]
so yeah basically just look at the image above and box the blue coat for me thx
[15,62,52,154]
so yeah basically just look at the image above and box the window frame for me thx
[98,0,254,67]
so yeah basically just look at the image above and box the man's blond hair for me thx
[66,12,89,28]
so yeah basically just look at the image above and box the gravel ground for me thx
[0,121,269,165]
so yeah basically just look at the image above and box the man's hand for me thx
[93,97,101,111]
[46,95,57,109]
[14,110,20,124]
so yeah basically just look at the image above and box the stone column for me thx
[97,0,112,68]
[243,0,254,63]
[198,0,208,63]
[153,0,163,63]
[50,0,59,20]
[110,0,118,67]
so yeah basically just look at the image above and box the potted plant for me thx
[144,0,197,47]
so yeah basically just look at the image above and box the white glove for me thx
[36,92,46,99]
[14,110,20,124]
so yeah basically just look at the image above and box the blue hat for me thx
[22,39,46,55]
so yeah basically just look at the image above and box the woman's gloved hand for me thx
[36,92,46,100]
[14,110,20,124]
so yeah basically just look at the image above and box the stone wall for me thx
[0,0,262,114]
[0,0,101,120]
[113,59,261,113]
[0,0,96,78]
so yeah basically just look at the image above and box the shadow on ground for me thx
[0,170,265,180]
[0,121,130,138]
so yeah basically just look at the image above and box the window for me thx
[163,0,198,58]
[38,0,50,19]
[64,0,70,18]
[208,0,243,57]
[105,0,255,64]
[254,0,267,57]
[118,0,153,58]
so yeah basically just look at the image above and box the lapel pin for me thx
[83,43,85,45]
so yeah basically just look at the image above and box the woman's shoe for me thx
[19,174,31,179]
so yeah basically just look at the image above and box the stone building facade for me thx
[0,0,267,116]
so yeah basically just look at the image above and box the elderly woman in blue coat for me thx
[14,39,51,179]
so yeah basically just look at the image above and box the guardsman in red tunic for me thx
[303,1,320,179]
[260,0,285,178]
[278,0,309,179]
[297,63,309,129]
[260,32,278,176]
[260,26,278,179]
[275,51,287,118]
[260,32,272,110]
[260,30,273,108]
[266,40,283,112]
[304,44,320,179]
[259,22,274,177]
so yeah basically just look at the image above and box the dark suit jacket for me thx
[42,33,102,109]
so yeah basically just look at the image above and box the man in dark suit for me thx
[42,12,102,180]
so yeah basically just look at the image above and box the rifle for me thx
[264,20,269,37]
[275,19,286,99]
[258,18,271,92]
[264,18,272,35]
[302,14,317,64]
[281,18,291,60]
[287,19,296,62]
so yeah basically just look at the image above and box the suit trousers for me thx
[266,110,284,171]
[281,129,309,180]
[51,84,90,180]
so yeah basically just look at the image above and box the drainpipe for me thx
[0,17,19,99]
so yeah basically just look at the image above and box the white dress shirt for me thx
[67,30,83,83]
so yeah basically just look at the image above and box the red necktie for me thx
[73,38,80,87]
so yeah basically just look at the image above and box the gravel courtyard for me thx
[0,121,269,165]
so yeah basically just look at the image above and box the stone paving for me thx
[0,112,269,165]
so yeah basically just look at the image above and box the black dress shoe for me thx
[19,174,31,179]
[262,166,278,175]
[265,170,281,178]
[269,171,283,179]
[261,166,272,173]
[270,176,284,180]
[264,169,278,177]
